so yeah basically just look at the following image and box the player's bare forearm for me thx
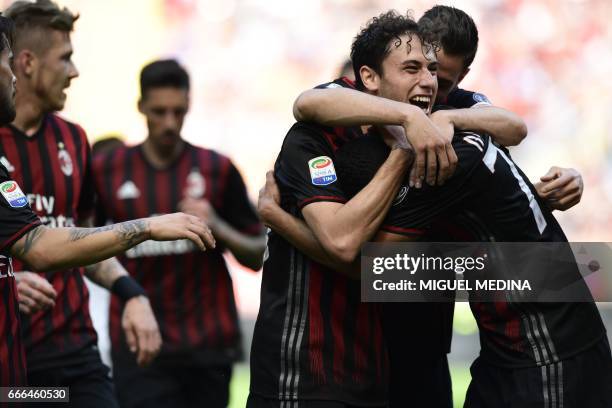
[210,217,266,270]
[10,220,150,272]
[84,258,129,290]
[302,148,411,264]
[293,88,420,127]
[260,200,355,276]
[78,217,129,289]
[442,106,527,146]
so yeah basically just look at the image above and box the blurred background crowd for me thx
[2,0,610,406]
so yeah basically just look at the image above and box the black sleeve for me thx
[446,88,492,109]
[381,132,489,236]
[218,160,263,236]
[275,123,347,210]
[314,77,356,90]
[0,168,42,253]
[77,140,96,221]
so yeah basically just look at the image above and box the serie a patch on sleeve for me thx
[0,180,28,208]
[308,156,337,186]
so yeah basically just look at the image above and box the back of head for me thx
[4,0,78,54]
[140,59,190,99]
[336,133,390,198]
[0,15,14,53]
[350,10,438,90]
[420,5,478,69]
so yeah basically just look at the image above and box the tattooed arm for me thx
[9,212,215,272]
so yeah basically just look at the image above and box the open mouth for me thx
[408,95,431,113]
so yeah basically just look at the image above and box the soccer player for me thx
[92,59,266,408]
[2,0,161,403]
[0,15,215,388]
[259,10,608,407]
[246,12,451,408]
[284,7,583,406]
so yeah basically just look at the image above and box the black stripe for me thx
[344,280,358,383]
[66,123,84,176]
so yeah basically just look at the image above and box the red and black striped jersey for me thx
[250,79,388,404]
[92,142,262,364]
[0,165,42,386]
[0,114,98,372]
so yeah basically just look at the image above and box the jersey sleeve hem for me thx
[298,195,347,209]
[0,220,42,251]
[380,225,426,237]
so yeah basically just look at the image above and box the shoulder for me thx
[314,77,356,90]
[92,144,131,172]
[446,88,492,109]
[50,113,88,140]
[190,143,232,168]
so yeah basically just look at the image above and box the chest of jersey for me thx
[0,122,86,227]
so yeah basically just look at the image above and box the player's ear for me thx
[137,98,144,114]
[15,50,37,77]
[360,65,379,93]
[457,67,470,85]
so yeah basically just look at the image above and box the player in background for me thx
[0,14,215,388]
[93,59,266,408]
[2,0,161,404]
[91,134,125,158]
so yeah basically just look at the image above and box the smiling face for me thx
[31,29,79,112]
[361,34,438,114]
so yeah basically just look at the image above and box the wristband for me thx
[111,276,146,302]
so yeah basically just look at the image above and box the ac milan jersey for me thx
[0,165,41,386]
[0,114,98,373]
[337,131,606,368]
[93,142,262,364]
[441,88,492,109]
[250,79,388,405]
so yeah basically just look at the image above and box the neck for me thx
[141,138,185,169]
[13,89,47,136]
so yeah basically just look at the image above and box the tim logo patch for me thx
[0,180,28,208]
[308,156,337,186]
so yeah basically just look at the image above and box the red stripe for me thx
[340,77,356,88]
[322,131,339,151]
[65,273,82,346]
[308,263,326,384]
[200,149,216,346]
[380,225,426,236]
[372,304,384,382]
[298,195,346,209]
[0,130,22,183]
[214,156,231,209]
[215,258,234,345]
[331,275,346,384]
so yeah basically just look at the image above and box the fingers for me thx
[539,173,574,196]
[18,296,35,315]
[426,146,437,186]
[539,167,561,182]
[124,322,138,354]
[414,149,425,188]
[27,286,56,310]
[436,146,450,186]
[409,165,417,188]
[447,144,458,178]
[185,230,206,251]
[140,327,162,367]
[265,170,275,186]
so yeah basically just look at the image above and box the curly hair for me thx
[421,5,478,69]
[350,10,439,90]
[4,0,79,54]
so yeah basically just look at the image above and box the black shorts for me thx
[26,347,118,408]
[382,303,454,408]
[246,394,386,408]
[465,337,612,408]
[112,351,231,408]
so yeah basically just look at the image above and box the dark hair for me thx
[0,16,15,53]
[4,0,78,53]
[140,59,190,99]
[91,135,125,157]
[421,5,478,69]
[350,10,438,90]
[336,133,389,198]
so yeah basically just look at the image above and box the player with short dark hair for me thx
[2,0,162,403]
[93,58,266,408]
[0,14,214,388]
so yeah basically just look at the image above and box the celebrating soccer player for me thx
[92,59,266,408]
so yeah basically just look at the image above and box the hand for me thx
[257,171,281,226]
[535,167,583,211]
[402,107,458,188]
[178,197,218,229]
[122,296,162,367]
[147,213,215,250]
[15,271,57,315]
